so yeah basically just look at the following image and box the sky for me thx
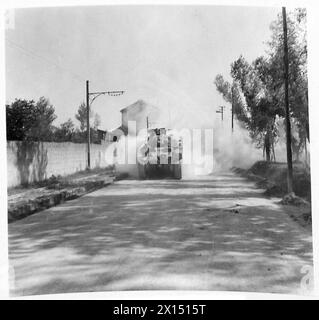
[5,5,281,130]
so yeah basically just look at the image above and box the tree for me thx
[267,9,308,149]
[234,56,282,161]
[214,9,308,162]
[53,118,75,142]
[93,113,101,129]
[6,97,56,141]
[215,55,281,161]
[75,102,101,132]
[75,102,89,132]
[27,97,57,141]
[6,99,35,140]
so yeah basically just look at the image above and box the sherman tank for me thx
[137,128,182,179]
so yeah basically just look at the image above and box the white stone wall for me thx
[7,141,111,188]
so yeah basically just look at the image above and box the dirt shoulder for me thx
[232,161,312,229]
[8,167,116,223]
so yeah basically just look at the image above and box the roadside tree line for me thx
[215,8,308,162]
[6,98,103,144]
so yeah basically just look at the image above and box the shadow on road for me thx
[9,173,313,295]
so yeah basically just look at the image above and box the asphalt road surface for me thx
[8,172,313,296]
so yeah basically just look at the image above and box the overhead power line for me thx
[5,37,85,83]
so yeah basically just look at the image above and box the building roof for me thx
[109,125,128,135]
[120,99,158,113]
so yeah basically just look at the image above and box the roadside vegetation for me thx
[215,9,308,164]
[6,97,103,144]
[216,8,310,210]
[234,161,310,201]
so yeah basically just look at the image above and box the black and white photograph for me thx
[1,0,318,301]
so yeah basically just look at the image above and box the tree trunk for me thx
[282,7,294,193]
[272,141,276,162]
[264,133,271,162]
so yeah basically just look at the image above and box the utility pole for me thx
[86,80,124,169]
[216,106,225,122]
[86,80,90,169]
[305,135,308,165]
[231,85,234,133]
[146,116,149,130]
[282,7,294,194]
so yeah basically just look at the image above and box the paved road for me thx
[8,172,313,296]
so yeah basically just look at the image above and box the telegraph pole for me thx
[86,80,90,169]
[305,136,308,165]
[231,85,234,133]
[216,106,225,122]
[86,80,124,169]
[282,7,294,194]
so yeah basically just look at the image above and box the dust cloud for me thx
[103,110,272,178]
